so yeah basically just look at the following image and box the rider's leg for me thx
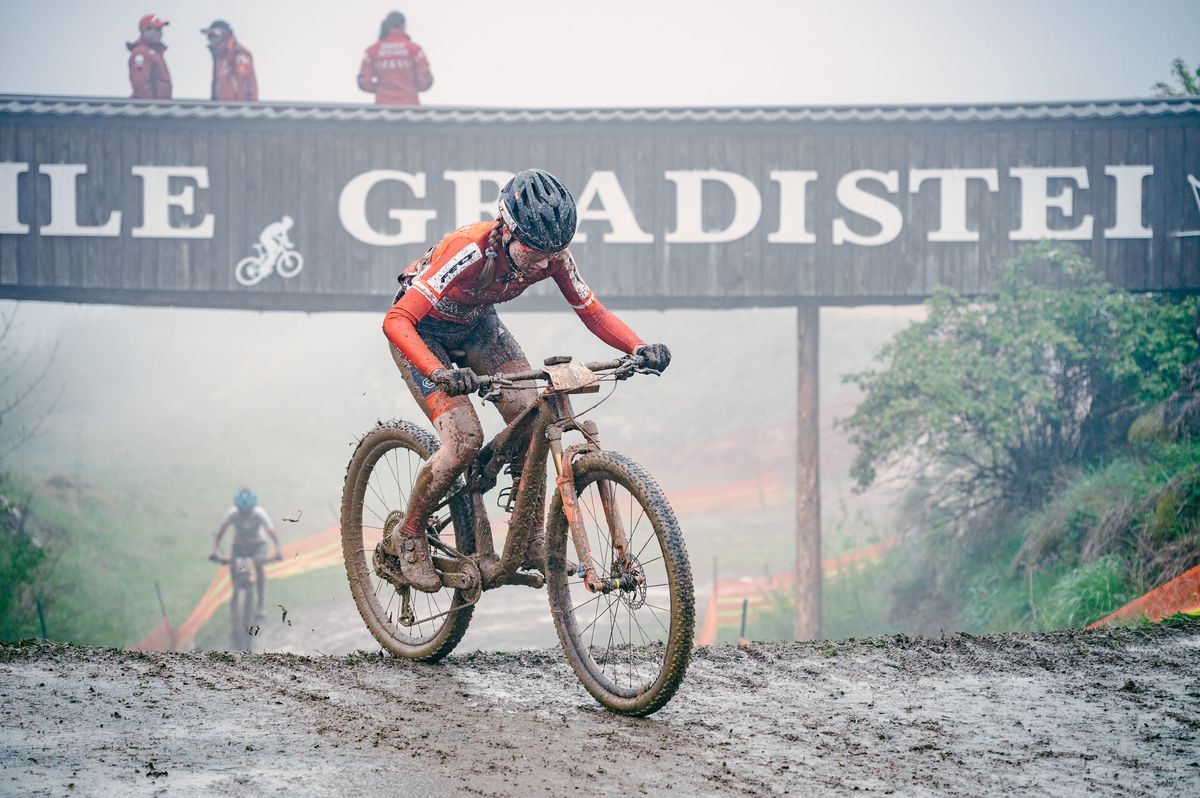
[228,561,240,647]
[389,341,482,592]
[462,311,545,569]
[254,559,266,617]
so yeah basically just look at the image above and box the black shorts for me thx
[389,307,530,420]
[231,540,268,561]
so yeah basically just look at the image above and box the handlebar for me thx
[209,553,283,565]
[476,354,644,389]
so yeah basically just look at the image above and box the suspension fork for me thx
[546,393,627,593]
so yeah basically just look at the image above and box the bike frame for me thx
[429,360,631,597]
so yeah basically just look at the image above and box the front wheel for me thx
[276,250,304,278]
[546,451,694,716]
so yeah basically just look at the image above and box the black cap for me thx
[201,19,232,35]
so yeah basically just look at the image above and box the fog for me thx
[0,0,1190,649]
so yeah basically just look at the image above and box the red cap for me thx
[139,14,169,32]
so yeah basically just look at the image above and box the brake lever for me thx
[476,377,513,402]
[612,361,639,381]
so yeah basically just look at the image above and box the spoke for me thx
[366,480,392,519]
[628,603,633,688]
[363,499,388,527]
[604,599,628,675]
[583,593,616,646]
[634,516,657,561]
[630,610,657,646]
[586,589,605,650]
[383,449,403,503]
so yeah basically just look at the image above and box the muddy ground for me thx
[2,623,1198,797]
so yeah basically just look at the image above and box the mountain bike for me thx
[209,551,281,652]
[341,354,694,716]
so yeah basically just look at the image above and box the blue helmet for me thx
[234,488,257,511]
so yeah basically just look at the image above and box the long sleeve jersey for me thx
[383,221,644,376]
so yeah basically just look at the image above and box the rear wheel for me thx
[341,420,475,662]
[546,452,694,716]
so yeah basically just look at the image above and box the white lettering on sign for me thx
[1010,167,1093,241]
[833,170,902,247]
[131,166,215,238]
[664,170,762,244]
[338,170,437,246]
[574,171,653,244]
[909,168,1000,242]
[0,163,28,234]
[40,164,122,237]
[768,171,818,244]
[0,162,1169,248]
[1103,165,1153,240]
[443,170,513,228]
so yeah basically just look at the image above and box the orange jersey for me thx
[383,221,643,375]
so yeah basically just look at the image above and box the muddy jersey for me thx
[219,507,273,545]
[383,221,644,376]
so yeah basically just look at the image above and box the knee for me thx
[440,425,483,470]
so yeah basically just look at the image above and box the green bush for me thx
[0,481,48,641]
[1038,556,1135,628]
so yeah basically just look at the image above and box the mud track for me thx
[3,623,1199,796]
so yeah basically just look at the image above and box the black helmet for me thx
[498,169,577,253]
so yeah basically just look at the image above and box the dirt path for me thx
[3,623,1199,796]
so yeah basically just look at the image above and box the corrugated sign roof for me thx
[2,94,1197,124]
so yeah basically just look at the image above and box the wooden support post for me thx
[794,302,821,641]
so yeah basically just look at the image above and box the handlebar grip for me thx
[479,369,546,385]
[480,354,646,385]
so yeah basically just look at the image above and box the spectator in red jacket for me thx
[357,11,433,106]
[127,14,172,100]
[201,19,258,102]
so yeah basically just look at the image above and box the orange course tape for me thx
[1088,562,1200,629]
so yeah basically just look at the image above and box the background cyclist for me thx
[381,168,671,592]
[210,488,283,620]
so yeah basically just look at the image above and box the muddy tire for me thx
[546,451,694,716]
[341,420,475,662]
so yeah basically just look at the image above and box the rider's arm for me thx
[383,290,443,375]
[382,234,484,376]
[212,510,234,556]
[550,252,644,353]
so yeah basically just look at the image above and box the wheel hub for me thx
[616,554,647,610]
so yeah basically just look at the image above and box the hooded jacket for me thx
[357,29,433,106]
[127,37,172,100]
[209,35,258,102]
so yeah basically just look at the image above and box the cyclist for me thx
[256,215,294,265]
[382,168,671,592]
[210,488,282,619]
